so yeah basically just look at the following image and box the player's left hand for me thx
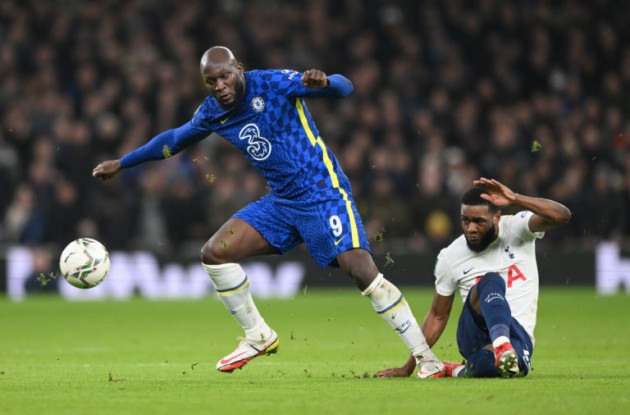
[301,69,328,89]
[473,177,516,207]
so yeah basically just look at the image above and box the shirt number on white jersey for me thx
[238,123,272,161]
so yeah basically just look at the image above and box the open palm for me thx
[472,178,515,207]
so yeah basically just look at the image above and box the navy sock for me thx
[461,349,501,378]
[477,272,511,342]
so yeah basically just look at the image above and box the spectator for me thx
[1,0,629,254]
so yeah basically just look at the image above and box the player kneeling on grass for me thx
[378,178,571,378]
[93,46,443,377]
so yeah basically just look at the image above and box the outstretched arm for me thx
[377,292,454,377]
[473,177,571,233]
[93,122,209,180]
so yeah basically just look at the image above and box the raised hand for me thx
[472,177,516,208]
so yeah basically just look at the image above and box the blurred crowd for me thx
[1,0,630,260]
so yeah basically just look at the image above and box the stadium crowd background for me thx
[1,0,629,263]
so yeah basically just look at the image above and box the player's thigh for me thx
[456,299,491,358]
[202,217,280,264]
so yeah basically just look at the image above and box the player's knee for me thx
[477,272,506,293]
[200,241,229,265]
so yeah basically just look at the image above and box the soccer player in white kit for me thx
[377,178,571,378]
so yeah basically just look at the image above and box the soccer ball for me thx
[59,238,110,289]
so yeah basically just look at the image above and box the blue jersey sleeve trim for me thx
[326,74,354,97]
[120,122,209,168]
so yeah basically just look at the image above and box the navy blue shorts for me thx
[457,293,534,375]
[234,187,371,268]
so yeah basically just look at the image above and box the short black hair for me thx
[461,187,498,213]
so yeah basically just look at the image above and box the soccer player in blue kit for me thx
[93,46,443,377]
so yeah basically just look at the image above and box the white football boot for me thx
[216,330,279,372]
[416,353,446,379]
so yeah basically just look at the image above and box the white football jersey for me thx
[434,211,544,344]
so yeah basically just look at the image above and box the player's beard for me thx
[218,75,245,108]
[230,75,246,107]
[465,224,497,252]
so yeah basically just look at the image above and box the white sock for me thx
[202,262,272,342]
[492,336,511,348]
[362,273,435,359]
[452,365,465,377]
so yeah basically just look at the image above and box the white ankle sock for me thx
[492,336,511,348]
[452,365,465,377]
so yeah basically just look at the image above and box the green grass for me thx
[1,288,628,415]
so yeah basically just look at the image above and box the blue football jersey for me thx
[118,69,369,264]
[191,69,351,199]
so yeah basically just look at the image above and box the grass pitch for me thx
[1,287,628,415]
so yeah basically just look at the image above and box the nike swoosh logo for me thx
[220,116,230,124]
[334,236,346,246]
[219,351,248,365]
[463,267,474,275]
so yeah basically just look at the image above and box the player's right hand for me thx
[92,160,122,180]
[376,367,413,378]
[473,177,516,207]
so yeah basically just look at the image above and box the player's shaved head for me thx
[199,46,245,109]
[200,46,238,70]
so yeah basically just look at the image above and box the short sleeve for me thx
[507,211,545,242]
[434,250,456,296]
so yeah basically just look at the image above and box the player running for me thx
[93,46,443,377]
[377,178,571,378]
